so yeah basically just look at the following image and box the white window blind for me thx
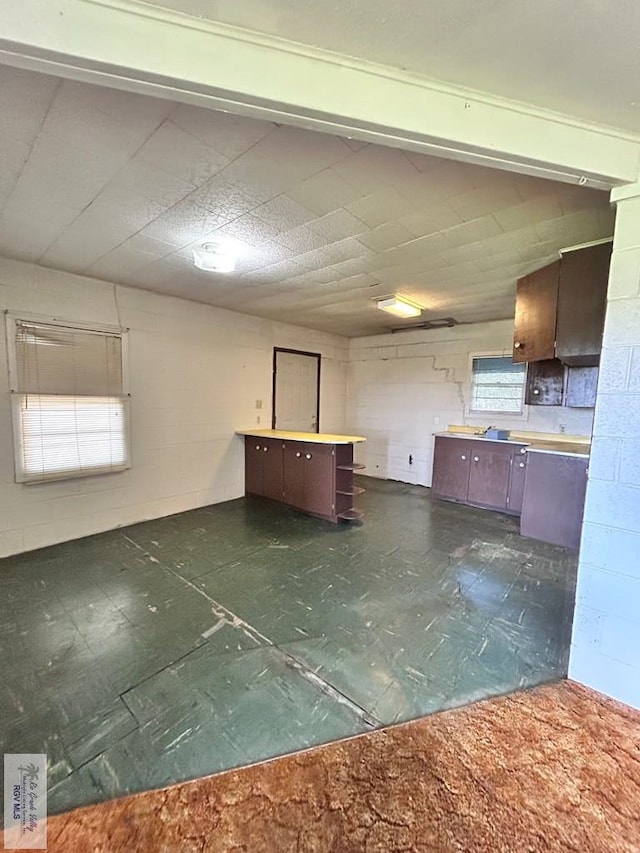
[10,319,130,483]
[470,356,526,414]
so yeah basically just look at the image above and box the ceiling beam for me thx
[1,0,639,189]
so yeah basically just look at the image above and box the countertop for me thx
[436,431,590,458]
[237,428,366,445]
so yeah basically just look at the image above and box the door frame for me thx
[272,347,321,432]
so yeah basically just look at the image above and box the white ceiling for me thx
[0,65,614,337]
[147,0,640,134]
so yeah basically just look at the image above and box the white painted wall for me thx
[347,320,594,486]
[0,258,348,558]
[569,191,640,709]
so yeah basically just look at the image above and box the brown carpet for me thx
[42,680,640,852]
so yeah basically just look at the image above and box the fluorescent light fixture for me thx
[193,242,236,273]
[377,296,422,318]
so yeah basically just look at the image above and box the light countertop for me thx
[436,431,589,458]
[237,428,366,445]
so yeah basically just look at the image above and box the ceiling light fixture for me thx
[376,296,422,318]
[193,241,236,273]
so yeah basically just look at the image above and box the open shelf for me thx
[337,463,366,471]
[336,486,366,496]
[337,508,364,521]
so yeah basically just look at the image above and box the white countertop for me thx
[237,428,366,445]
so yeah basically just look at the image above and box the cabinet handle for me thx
[520,448,526,454]
[473,456,479,462]
[295,451,301,458]
[263,446,268,452]
[514,341,522,349]
[519,462,525,468]
[255,444,261,450]
[305,453,312,460]
[533,388,540,395]
[461,455,466,460]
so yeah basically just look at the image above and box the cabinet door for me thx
[283,441,305,509]
[507,447,528,514]
[513,261,559,363]
[431,437,471,501]
[565,366,598,408]
[525,359,565,406]
[244,439,264,496]
[261,438,284,501]
[302,443,335,517]
[520,453,588,549]
[467,446,512,510]
[556,243,611,366]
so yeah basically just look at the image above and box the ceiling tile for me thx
[357,222,415,253]
[168,103,276,159]
[346,187,415,227]
[0,66,59,145]
[288,168,366,216]
[136,120,229,186]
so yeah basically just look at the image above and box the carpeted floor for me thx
[42,680,640,852]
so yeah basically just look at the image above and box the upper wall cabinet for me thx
[513,261,559,363]
[555,242,612,367]
[513,242,612,367]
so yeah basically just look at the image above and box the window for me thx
[7,315,130,483]
[469,355,526,415]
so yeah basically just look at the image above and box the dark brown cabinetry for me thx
[520,451,588,549]
[244,437,284,501]
[513,261,559,363]
[431,436,527,514]
[565,366,599,408]
[507,449,528,515]
[514,242,611,370]
[283,442,335,516]
[430,437,472,502]
[244,434,364,523]
[556,242,612,366]
[525,359,565,406]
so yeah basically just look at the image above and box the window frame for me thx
[5,311,132,485]
[466,350,527,419]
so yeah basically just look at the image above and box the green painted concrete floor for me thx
[0,478,578,815]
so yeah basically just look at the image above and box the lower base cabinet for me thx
[431,436,527,514]
[245,436,364,522]
[520,452,588,549]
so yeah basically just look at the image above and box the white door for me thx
[274,350,320,432]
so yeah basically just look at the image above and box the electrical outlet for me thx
[433,416,440,425]
[559,423,567,434]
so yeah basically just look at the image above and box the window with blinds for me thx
[8,318,130,483]
[470,355,526,414]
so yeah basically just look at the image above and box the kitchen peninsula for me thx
[237,429,367,523]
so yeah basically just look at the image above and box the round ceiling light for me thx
[193,241,237,273]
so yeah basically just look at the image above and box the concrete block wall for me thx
[569,193,640,709]
[347,320,594,486]
[0,258,348,557]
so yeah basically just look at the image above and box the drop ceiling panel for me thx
[0,66,616,337]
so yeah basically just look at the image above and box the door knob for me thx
[519,462,525,468]
[533,388,540,395]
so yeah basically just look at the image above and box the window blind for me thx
[10,319,130,483]
[470,356,526,414]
